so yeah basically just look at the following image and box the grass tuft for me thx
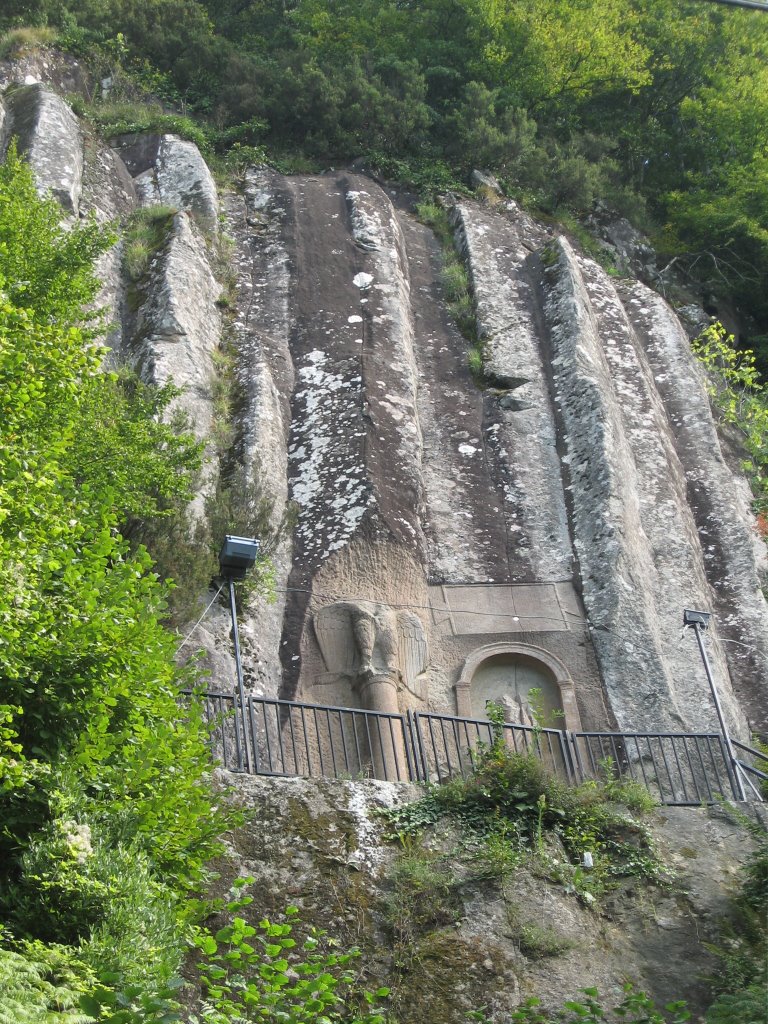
[0,26,58,60]
[122,205,177,282]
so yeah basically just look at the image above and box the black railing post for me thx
[228,577,250,773]
[685,612,746,801]
[412,712,430,783]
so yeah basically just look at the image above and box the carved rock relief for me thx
[313,601,429,703]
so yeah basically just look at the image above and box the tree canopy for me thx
[2,0,765,355]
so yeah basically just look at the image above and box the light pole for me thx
[683,609,747,801]
[219,535,260,773]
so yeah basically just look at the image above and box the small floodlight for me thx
[219,535,260,580]
[683,609,711,629]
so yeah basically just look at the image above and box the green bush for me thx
[0,25,58,58]
[705,985,767,1024]
[382,707,663,904]
[692,323,768,519]
[9,814,186,987]
[700,811,767,1023]
[0,944,93,1024]
[86,101,212,152]
[0,104,237,1009]
[190,890,389,1024]
[468,983,690,1023]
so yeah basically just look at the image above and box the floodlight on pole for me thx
[219,536,260,773]
[683,609,746,801]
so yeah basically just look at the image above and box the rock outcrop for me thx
[127,212,221,442]
[213,773,764,1023]
[0,83,83,214]
[3,72,766,737]
[113,132,220,235]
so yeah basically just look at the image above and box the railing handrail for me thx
[732,737,768,759]
[575,729,723,740]
[410,708,570,737]
[184,688,407,720]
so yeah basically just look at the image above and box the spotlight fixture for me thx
[683,609,711,629]
[219,535,260,580]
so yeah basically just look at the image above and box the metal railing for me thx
[189,690,416,782]
[409,712,576,786]
[732,738,768,801]
[184,690,766,804]
[572,731,737,806]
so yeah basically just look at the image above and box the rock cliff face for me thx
[3,72,766,736]
[211,773,763,1024]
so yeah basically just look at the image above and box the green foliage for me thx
[383,845,458,965]
[0,944,94,1024]
[0,142,113,331]
[448,83,537,176]
[692,322,768,519]
[9,0,768,344]
[0,24,58,58]
[737,822,768,920]
[467,983,690,1023]
[8,814,187,987]
[122,205,177,282]
[705,985,767,1024]
[79,980,184,1024]
[381,714,663,907]
[0,100,237,1013]
[700,810,768,1023]
[751,737,768,800]
[86,101,212,152]
[134,458,290,626]
[190,889,389,1024]
[515,922,573,960]
[79,370,203,528]
[526,687,565,731]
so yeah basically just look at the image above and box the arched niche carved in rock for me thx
[454,642,582,733]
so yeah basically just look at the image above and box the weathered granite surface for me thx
[451,200,572,583]
[622,281,768,732]
[0,84,83,214]
[219,169,295,695]
[209,773,762,1024]
[114,132,220,234]
[4,75,766,735]
[128,212,221,442]
[0,47,90,96]
[544,238,749,733]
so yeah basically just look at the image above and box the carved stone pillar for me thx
[357,671,407,780]
[454,678,472,718]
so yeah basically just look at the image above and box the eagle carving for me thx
[313,601,429,701]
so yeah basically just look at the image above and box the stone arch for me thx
[454,642,582,732]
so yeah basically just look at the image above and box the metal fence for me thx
[184,690,766,804]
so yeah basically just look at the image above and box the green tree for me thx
[0,138,228,994]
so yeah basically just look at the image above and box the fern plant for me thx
[0,947,93,1024]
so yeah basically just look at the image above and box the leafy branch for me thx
[692,322,768,527]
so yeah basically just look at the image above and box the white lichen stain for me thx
[289,349,373,561]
